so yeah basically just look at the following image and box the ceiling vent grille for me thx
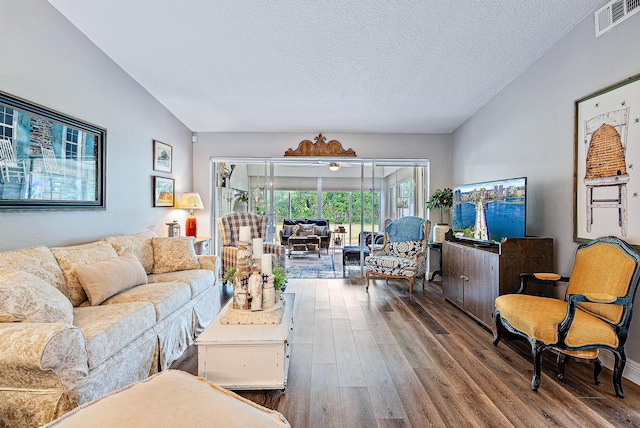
[595,0,640,37]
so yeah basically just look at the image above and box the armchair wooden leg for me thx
[613,351,626,398]
[531,344,543,392]
[409,278,414,295]
[593,358,602,386]
[493,312,502,346]
[365,272,370,292]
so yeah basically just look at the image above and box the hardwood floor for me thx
[172,277,640,427]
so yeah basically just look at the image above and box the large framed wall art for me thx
[0,91,106,210]
[574,74,640,245]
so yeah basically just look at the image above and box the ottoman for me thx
[43,370,290,428]
[342,246,370,275]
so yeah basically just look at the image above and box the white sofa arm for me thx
[0,323,88,393]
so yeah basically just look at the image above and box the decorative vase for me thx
[433,223,449,243]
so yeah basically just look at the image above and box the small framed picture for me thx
[153,176,175,207]
[153,140,172,173]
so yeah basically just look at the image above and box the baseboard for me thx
[598,350,640,386]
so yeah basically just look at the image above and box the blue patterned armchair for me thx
[365,217,430,295]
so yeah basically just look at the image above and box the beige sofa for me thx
[0,232,222,428]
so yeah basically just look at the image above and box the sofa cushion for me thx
[73,302,156,370]
[104,231,158,274]
[0,245,69,301]
[75,254,149,306]
[148,269,214,298]
[152,237,200,274]
[0,268,74,324]
[102,282,191,322]
[282,224,294,236]
[51,242,120,306]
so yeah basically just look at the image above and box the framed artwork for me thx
[153,176,174,207]
[574,73,640,246]
[153,140,172,173]
[0,90,106,210]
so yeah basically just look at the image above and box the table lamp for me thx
[179,192,204,237]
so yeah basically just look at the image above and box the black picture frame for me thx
[0,90,106,210]
[153,176,175,207]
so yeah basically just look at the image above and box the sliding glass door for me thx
[210,157,429,277]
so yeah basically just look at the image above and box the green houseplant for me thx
[273,266,287,291]
[222,265,236,285]
[427,188,453,224]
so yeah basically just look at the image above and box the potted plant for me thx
[427,188,453,243]
[273,266,287,299]
[222,265,237,286]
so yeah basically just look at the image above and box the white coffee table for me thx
[195,293,294,390]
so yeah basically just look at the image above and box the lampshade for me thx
[179,193,204,237]
[328,162,340,172]
[179,193,204,211]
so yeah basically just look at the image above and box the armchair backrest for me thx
[382,217,430,251]
[567,236,640,326]
[217,213,268,247]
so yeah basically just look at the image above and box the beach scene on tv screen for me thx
[452,177,526,243]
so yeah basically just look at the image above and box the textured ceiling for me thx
[48,0,603,133]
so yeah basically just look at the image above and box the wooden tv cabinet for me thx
[442,237,553,329]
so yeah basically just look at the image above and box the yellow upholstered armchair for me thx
[493,236,640,398]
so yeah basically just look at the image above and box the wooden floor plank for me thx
[309,363,343,428]
[313,308,336,363]
[332,318,367,387]
[353,329,407,420]
[339,386,377,428]
[377,342,447,427]
[278,343,313,427]
[291,298,315,344]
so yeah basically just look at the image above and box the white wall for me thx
[452,13,640,380]
[0,1,193,250]
[192,132,452,236]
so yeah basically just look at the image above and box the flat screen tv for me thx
[451,177,527,244]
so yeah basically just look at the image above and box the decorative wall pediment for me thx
[284,133,356,157]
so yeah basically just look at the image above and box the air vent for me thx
[595,0,640,37]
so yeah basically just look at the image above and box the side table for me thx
[428,242,442,282]
[193,237,211,255]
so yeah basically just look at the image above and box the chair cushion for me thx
[365,255,418,277]
[495,294,619,348]
[75,254,149,306]
[51,242,120,306]
[73,302,156,370]
[104,231,158,274]
[152,237,200,274]
[0,268,73,324]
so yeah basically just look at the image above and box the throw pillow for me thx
[75,253,148,306]
[314,225,327,236]
[152,237,200,274]
[300,224,315,236]
[0,268,73,324]
[51,241,120,306]
[104,231,157,274]
[283,225,294,236]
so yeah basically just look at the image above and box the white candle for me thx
[253,238,263,259]
[239,226,251,242]
[261,253,272,275]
